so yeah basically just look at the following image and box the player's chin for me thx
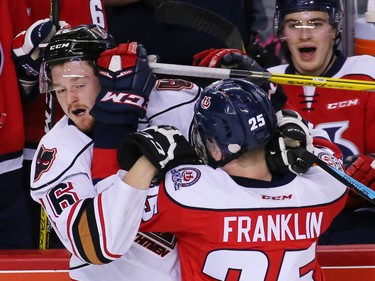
[74,115,96,133]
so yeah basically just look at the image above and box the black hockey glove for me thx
[193,48,264,71]
[266,136,315,175]
[12,18,69,101]
[276,110,314,151]
[118,125,200,181]
[90,42,157,126]
[266,110,314,175]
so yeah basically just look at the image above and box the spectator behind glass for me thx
[268,0,375,244]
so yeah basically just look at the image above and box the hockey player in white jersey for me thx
[117,78,348,281]
[30,24,202,280]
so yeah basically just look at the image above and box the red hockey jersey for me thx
[140,164,347,280]
[0,0,30,171]
[269,54,375,159]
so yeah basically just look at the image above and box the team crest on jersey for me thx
[317,152,344,171]
[34,145,57,182]
[171,167,201,190]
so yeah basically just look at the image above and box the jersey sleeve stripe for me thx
[71,199,113,264]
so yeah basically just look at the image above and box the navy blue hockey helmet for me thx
[273,0,343,38]
[191,78,277,166]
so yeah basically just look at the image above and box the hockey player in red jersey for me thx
[117,78,348,281]
[268,0,375,244]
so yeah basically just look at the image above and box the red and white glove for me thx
[346,154,375,190]
[12,18,69,101]
[192,48,263,71]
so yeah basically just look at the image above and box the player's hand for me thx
[266,110,314,174]
[118,125,199,182]
[276,110,314,152]
[266,136,315,175]
[12,18,69,101]
[346,154,375,189]
[192,48,264,71]
[90,42,156,126]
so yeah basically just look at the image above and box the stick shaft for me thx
[149,63,375,92]
[50,0,61,26]
[40,0,61,250]
[305,152,375,204]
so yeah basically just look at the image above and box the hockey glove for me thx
[90,42,157,126]
[266,110,314,175]
[267,136,315,175]
[276,110,314,152]
[12,18,69,101]
[345,154,375,190]
[118,125,199,181]
[192,48,264,71]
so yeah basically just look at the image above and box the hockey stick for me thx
[149,62,375,92]
[155,1,245,51]
[303,151,375,205]
[40,0,61,250]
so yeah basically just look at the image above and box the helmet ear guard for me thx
[191,78,277,167]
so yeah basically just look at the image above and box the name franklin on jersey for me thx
[223,211,323,243]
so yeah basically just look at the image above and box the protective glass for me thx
[39,59,95,95]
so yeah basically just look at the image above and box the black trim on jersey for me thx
[72,198,112,264]
[0,149,23,162]
[85,197,113,264]
[139,86,201,128]
[72,199,91,263]
[70,262,90,270]
[231,171,296,188]
[30,141,93,191]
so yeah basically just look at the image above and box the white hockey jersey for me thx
[30,79,201,281]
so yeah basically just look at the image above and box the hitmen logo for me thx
[34,145,57,182]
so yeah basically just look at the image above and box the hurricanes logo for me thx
[34,145,57,182]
